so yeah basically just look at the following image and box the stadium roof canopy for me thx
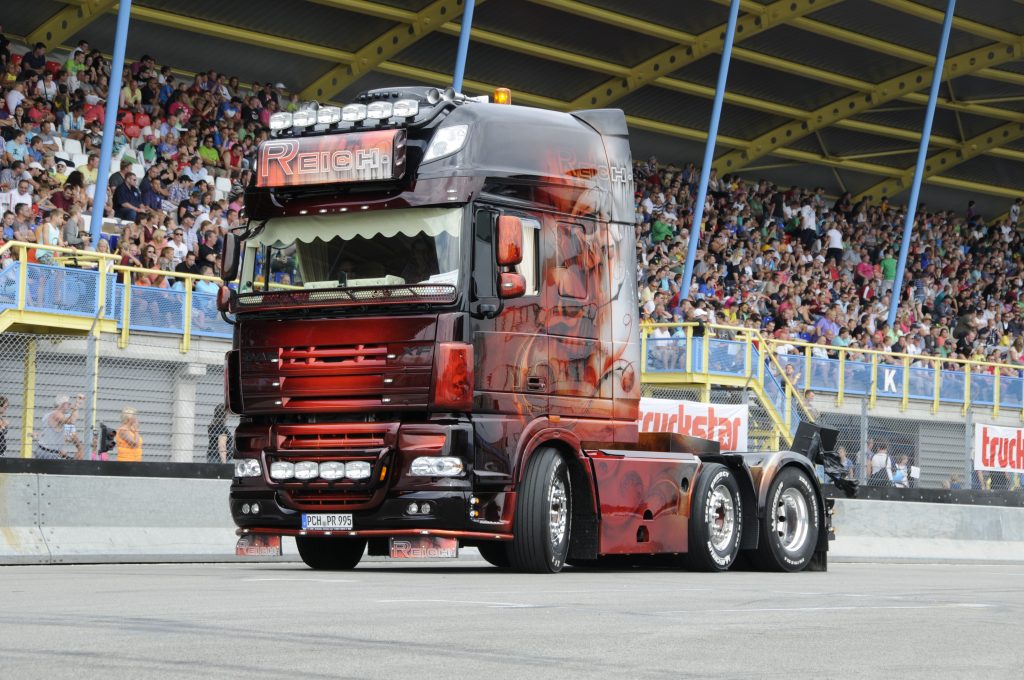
[9,0,1024,216]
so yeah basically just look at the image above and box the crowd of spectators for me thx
[634,159,1024,374]
[0,28,290,293]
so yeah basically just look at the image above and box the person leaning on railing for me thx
[114,407,143,462]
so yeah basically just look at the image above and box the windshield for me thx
[240,207,462,293]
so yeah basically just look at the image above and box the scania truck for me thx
[221,86,833,573]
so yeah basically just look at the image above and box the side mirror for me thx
[220,233,240,282]
[496,215,523,266]
[217,284,234,313]
[499,272,526,299]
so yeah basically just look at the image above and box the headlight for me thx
[345,461,372,480]
[392,99,419,117]
[269,112,292,130]
[422,125,468,163]
[294,461,319,480]
[409,456,464,477]
[234,458,262,478]
[292,109,317,127]
[342,104,367,121]
[319,461,346,480]
[317,106,342,124]
[269,461,295,480]
[366,101,393,119]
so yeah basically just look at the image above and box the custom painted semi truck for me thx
[221,86,832,573]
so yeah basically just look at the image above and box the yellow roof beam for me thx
[301,0,475,101]
[708,0,1024,87]
[569,0,842,110]
[715,38,1024,172]
[342,58,1024,203]
[129,6,354,64]
[854,122,1024,201]
[26,0,115,47]
[870,0,1017,44]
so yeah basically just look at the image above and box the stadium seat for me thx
[44,61,61,75]
[62,138,83,157]
[84,105,104,124]
[71,153,88,169]
[120,112,134,126]
[10,54,21,67]
[130,164,144,179]
[124,124,142,139]
[135,113,151,128]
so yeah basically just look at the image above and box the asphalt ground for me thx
[1,559,1021,680]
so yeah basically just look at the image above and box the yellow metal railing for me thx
[640,322,814,446]
[0,240,227,352]
[758,336,1024,419]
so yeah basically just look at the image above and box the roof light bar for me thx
[269,112,293,130]
[342,104,367,122]
[366,101,394,119]
[317,106,342,124]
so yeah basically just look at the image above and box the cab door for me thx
[545,217,612,418]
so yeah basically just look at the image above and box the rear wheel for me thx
[508,447,572,573]
[686,463,742,571]
[295,536,367,570]
[754,467,820,572]
[476,542,511,569]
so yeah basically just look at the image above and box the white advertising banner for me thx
[974,423,1024,473]
[638,398,748,452]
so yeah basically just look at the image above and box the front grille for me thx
[281,489,376,510]
[280,344,387,369]
[276,422,393,450]
[270,422,394,512]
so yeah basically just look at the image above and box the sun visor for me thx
[250,206,463,247]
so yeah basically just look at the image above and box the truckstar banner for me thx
[638,398,748,452]
[257,128,407,188]
[974,423,1024,473]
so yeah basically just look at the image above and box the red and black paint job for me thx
[225,86,831,570]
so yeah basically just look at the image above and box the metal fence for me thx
[0,331,234,463]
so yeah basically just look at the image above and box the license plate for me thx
[301,513,353,531]
[389,536,459,559]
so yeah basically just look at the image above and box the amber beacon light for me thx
[492,88,512,105]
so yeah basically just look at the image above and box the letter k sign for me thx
[883,368,897,393]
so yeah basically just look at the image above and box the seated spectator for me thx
[112,172,146,222]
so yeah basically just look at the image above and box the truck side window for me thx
[517,216,540,296]
[556,223,588,299]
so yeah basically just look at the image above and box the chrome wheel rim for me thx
[707,484,736,552]
[548,471,569,549]
[776,488,810,554]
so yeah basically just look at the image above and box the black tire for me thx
[753,466,820,572]
[477,542,511,569]
[295,536,367,570]
[686,463,742,571]
[508,447,572,573]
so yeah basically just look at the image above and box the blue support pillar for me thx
[681,0,741,301]
[888,0,957,326]
[451,0,476,92]
[88,0,133,247]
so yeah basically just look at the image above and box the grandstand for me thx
[1,1,1023,493]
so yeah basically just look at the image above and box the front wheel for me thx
[685,463,742,571]
[753,466,820,572]
[508,447,572,573]
[295,536,367,570]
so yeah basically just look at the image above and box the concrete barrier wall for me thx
[3,473,1024,564]
[830,498,1024,563]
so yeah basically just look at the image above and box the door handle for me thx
[527,376,545,392]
